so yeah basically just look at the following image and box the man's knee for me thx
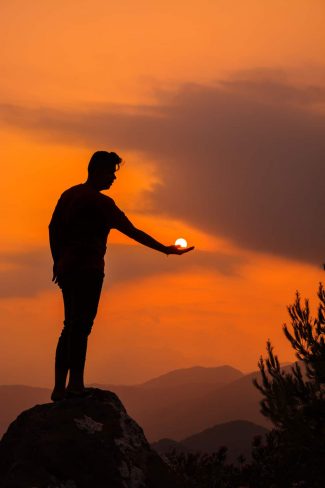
[82,320,94,337]
[73,317,94,337]
[61,317,94,337]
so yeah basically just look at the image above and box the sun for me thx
[175,238,187,248]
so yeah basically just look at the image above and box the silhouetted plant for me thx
[284,284,325,385]
[163,285,325,487]
[252,284,325,487]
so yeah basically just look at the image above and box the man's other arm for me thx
[49,201,65,281]
[49,220,60,263]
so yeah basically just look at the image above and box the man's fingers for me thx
[179,246,195,254]
[166,244,195,255]
[172,245,195,254]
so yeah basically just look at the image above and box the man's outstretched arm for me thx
[118,222,194,255]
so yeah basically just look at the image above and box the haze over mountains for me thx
[0,365,271,446]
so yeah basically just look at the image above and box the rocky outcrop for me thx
[0,388,182,488]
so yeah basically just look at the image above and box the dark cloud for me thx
[1,73,325,264]
[0,246,242,298]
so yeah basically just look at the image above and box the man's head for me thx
[87,151,122,190]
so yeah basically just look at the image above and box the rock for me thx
[0,388,182,488]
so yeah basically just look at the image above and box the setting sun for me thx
[175,238,188,248]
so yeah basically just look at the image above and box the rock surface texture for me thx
[0,388,182,488]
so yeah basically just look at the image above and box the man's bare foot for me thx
[51,388,66,402]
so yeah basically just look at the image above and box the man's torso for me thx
[49,183,128,275]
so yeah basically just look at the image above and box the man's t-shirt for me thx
[49,183,132,275]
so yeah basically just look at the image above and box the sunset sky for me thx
[1,0,325,387]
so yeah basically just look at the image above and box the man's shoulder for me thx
[60,184,84,197]
[58,185,120,212]
[60,184,108,203]
[55,185,83,203]
[98,192,116,206]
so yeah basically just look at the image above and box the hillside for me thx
[106,369,270,440]
[152,419,269,462]
[140,365,243,388]
[183,420,268,460]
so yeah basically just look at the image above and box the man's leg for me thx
[51,271,103,400]
[51,279,74,401]
[65,271,104,394]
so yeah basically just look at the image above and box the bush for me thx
[251,284,325,487]
[164,285,325,487]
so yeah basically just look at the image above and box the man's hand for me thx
[165,245,195,255]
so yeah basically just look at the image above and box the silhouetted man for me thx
[49,151,194,401]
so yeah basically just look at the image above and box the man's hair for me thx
[88,151,122,175]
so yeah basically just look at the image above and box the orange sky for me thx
[1,0,324,386]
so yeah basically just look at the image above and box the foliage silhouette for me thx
[164,285,325,487]
[251,283,325,487]
[165,447,244,488]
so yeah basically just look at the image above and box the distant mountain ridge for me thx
[139,365,244,388]
[152,420,269,462]
[100,366,271,440]
[93,365,247,440]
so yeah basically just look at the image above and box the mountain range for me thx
[95,365,271,440]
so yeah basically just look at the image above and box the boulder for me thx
[0,388,182,488]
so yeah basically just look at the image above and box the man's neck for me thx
[84,179,102,191]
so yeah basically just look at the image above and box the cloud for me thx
[1,72,325,264]
[0,245,242,298]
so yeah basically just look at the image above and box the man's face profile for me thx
[102,170,116,190]
[97,167,117,190]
